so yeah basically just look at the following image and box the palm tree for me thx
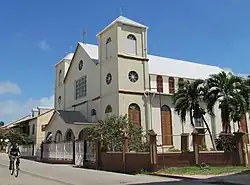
[205,71,245,133]
[173,79,217,150]
[231,77,250,131]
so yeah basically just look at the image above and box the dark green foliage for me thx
[0,121,4,126]
[1,129,33,145]
[87,114,149,152]
[215,134,237,152]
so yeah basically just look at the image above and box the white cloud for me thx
[0,81,21,94]
[0,95,54,123]
[37,40,49,51]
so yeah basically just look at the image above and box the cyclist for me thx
[8,142,21,170]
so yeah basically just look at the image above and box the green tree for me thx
[87,114,149,152]
[172,79,217,150]
[0,121,4,127]
[3,129,33,145]
[205,71,246,133]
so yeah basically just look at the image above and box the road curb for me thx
[149,173,203,181]
[149,173,247,185]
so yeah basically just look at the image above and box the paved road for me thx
[0,153,221,185]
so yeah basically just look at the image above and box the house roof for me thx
[57,110,90,124]
[97,16,148,36]
[71,43,223,79]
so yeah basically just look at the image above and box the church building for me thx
[44,16,249,150]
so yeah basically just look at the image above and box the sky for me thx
[0,0,250,123]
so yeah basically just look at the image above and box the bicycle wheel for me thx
[10,161,14,176]
[14,163,19,178]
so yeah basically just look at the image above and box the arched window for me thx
[58,69,62,85]
[161,105,173,145]
[105,105,112,114]
[65,129,75,141]
[128,103,141,126]
[45,132,53,143]
[169,77,175,94]
[58,96,62,109]
[54,130,63,143]
[106,37,112,59]
[156,75,163,93]
[127,34,137,55]
[178,78,184,89]
[78,129,88,141]
[91,109,97,122]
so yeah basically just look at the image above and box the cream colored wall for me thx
[118,58,147,92]
[29,119,37,142]
[55,60,70,110]
[117,23,147,58]
[98,24,118,62]
[45,114,93,141]
[36,111,54,145]
[64,45,100,111]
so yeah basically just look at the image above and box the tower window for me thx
[127,34,137,55]
[106,37,112,59]
[58,69,62,85]
[105,105,112,114]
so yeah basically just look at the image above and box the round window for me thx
[128,71,139,83]
[106,73,112,85]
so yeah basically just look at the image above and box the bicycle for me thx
[9,155,20,177]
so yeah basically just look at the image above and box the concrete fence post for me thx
[234,132,246,166]
[192,130,199,165]
[181,133,189,152]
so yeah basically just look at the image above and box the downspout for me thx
[142,29,151,132]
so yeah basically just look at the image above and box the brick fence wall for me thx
[98,150,241,173]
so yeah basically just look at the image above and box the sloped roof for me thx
[148,55,223,79]
[75,43,223,79]
[97,16,147,36]
[57,110,90,124]
[55,53,74,66]
[78,42,98,60]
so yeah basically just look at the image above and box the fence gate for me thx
[74,140,96,166]
[75,141,85,166]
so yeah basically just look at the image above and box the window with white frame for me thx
[75,76,87,100]
[194,118,204,128]
[106,37,112,59]
[127,34,137,55]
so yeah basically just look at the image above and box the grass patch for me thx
[156,165,250,176]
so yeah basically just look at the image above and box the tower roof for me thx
[55,52,74,66]
[97,16,148,36]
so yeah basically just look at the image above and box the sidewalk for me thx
[152,172,250,185]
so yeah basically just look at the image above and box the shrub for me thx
[215,133,237,151]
